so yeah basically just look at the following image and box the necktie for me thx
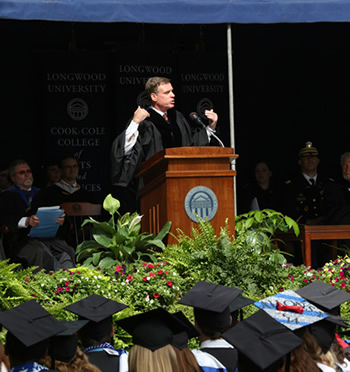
[163,113,168,121]
[309,178,315,186]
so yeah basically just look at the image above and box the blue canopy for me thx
[1,0,350,24]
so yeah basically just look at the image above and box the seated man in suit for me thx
[0,159,75,271]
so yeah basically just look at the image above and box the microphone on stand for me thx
[189,112,225,148]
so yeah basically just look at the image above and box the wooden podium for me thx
[136,147,238,244]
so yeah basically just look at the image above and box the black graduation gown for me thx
[110,108,210,188]
[85,350,120,372]
[200,347,238,372]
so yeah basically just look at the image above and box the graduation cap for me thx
[229,294,254,324]
[229,294,254,314]
[178,281,242,333]
[171,311,199,350]
[0,300,64,348]
[64,294,127,340]
[179,281,242,313]
[254,289,328,331]
[117,308,189,352]
[223,309,303,371]
[50,320,89,364]
[296,281,350,315]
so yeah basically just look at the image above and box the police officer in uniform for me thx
[283,142,332,267]
[284,141,329,225]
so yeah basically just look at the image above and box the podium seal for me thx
[184,186,218,222]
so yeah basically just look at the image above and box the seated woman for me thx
[239,161,281,213]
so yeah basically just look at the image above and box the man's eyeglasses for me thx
[15,170,32,176]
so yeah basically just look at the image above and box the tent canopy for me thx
[2,0,350,24]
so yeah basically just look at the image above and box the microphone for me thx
[189,112,225,148]
[189,112,206,127]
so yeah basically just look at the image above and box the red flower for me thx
[167,280,173,287]
[65,287,70,291]
[126,275,132,281]
[157,270,163,275]
[116,265,122,272]
[149,272,155,277]
[153,293,160,298]
[65,281,69,286]
[147,264,154,268]
[32,294,36,297]
[142,262,147,266]
[142,277,147,281]
[341,281,346,288]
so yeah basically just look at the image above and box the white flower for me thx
[97,285,100,288]
[98,275,102,279]
[145,295,150,302]
[150,300,154,304]
[121,282,125,286]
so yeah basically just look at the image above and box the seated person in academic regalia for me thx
[254,287,350,371]
[170,311,201,372]
[117,307,192,372]
[0,299,64,372]
[40,320,102,372]
[222,309,308,372]
[0,159,75,271]
[64,294,128,372]
[32,155,96,207]
[178,280,242,372]
[323,151,350,226]
[110,76,221,215]
[297,280,350,370]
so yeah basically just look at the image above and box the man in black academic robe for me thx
[324,152,350,225]
[110,76,220,214]
[0,160,75,271]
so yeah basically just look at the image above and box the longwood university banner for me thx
[40,51,113,202]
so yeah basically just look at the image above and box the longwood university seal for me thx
[184,186,218,222]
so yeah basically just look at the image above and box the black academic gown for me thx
[85,350,120,372]
[0,188,75,271]
[200,346,238,372]
[32,184,96,207]
[323,178,350,224]
[110,108,213,213]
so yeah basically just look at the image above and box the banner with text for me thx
[41,51,113,202]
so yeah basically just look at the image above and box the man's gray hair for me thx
[340,152,350,166]
[8,159,29,177]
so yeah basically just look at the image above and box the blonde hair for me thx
[303,329,338,369]
[41,347,102,372]
[128,344,180,372]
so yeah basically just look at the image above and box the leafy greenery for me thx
[2,208,350,349]
[158,209,300,298]
[76,194,171,269]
